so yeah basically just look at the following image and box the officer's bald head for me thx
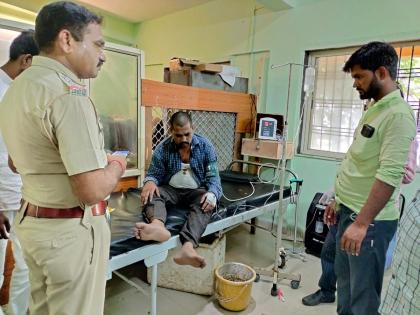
[35,1,102,52]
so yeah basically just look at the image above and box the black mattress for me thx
[108,180,290,258]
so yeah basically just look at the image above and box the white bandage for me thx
[204,192,217,207]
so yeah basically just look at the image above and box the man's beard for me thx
[176,142,190,149]
[358,76,381,100]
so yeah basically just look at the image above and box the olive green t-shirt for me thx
[335,90,416,220]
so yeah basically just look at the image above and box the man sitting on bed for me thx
[135,111,222,268]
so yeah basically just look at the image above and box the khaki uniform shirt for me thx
[0,56,107,210]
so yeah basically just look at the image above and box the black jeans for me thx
[335,205,397,315]
[143,185,212,247]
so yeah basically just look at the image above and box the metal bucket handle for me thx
[214,281,250,303]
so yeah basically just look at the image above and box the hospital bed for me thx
[106,161,301,315]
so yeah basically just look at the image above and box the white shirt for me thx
[0,68,22,211]
[0,68,12,100]
[169,163,199,189]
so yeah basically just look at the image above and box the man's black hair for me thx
[35,1,102,52]
[9,30,39,60]
[343,41,398,80]
[170,111,193,128]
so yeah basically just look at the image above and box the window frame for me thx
[87,42,145,179]
[300,46,360,159]
[300,41,420,163]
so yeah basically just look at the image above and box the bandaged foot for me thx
[134,220,170,242]
[173,242,206,268]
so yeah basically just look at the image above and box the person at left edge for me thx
[0,30,39,315]
[0,2,127,315]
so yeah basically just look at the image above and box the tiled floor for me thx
[105,224,390,315]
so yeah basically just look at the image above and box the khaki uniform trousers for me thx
[14,203,110,315]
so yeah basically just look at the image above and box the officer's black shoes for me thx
[302,289,335,306]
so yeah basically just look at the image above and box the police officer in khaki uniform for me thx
[0,2,126,315]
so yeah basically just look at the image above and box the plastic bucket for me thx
[215,262,256,311]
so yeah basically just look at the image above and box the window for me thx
[301,43,420,166]
[396,45,420,170]
[88,44,144,176]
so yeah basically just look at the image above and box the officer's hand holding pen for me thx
[0,212,11,239]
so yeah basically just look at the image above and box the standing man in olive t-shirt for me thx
[325,42,416,315]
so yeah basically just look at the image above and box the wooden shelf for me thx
[141,79,255,133]
[115,79,258,191]
[241,139,294,160]
[113,176,139,192]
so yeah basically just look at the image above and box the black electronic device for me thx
[361,124,375,138]
[255,113,283,140]
[304,193,330,257]
[258,117,277,140]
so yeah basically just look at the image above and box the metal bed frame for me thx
[106,161,302,315]
[107,197,291,315]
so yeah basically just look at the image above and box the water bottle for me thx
[315,209,324,234]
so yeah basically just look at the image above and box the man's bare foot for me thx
[173,242,206,268]
[134,221,170,242]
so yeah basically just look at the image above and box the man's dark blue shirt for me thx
[144,134,222,199]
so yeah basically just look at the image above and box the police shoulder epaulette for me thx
[58,73,87,97]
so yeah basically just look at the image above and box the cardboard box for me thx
[169,57,200,71]
[195,63,223,73]
[241,138,294,159]
[146,235,225,295]
[164,68,248,93]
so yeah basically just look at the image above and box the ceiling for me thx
[78,0,215,23]
[1,0,215,23]
[1,0,298,24]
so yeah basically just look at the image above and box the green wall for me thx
[2,0,418,233]
[0,0,138,46]
[136,0,420,233]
